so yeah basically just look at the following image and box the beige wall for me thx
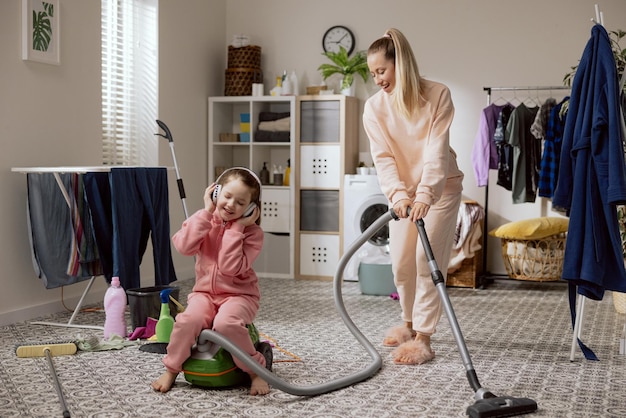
[0,0,624,325]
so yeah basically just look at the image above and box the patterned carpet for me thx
[1,276,625,417]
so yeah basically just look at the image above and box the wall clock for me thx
[322,25,355,55]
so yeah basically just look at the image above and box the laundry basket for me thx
[614,291,626,314]
[499,233,566,281]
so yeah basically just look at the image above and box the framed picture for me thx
[22,0,60,65]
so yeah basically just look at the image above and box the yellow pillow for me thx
[489,217,569,240]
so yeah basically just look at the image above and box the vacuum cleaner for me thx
[184,207,536,416]
[156,120,536,415]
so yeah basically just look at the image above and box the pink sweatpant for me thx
[162,291,266,374]
[388,192,461,336]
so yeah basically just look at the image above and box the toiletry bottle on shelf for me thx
[272,164,283,186]
[155,288,175,343]
[260,162,270,185]
[290,70,299,95]
[270,76,283,96]
[283,159,291,186]
[281,71,292,95]
[103,276,127,339]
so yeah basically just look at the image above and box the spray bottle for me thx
[155,288,175,343]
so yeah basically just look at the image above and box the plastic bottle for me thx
[155,288,175,343]
[283,159,291,186]
[290,70,299,95]
[260,162,270,185]
[103,276,127,339]
[281,72,292,95]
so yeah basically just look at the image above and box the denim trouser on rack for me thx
[84,168,177,289]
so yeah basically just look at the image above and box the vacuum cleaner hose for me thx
[196,209,398,396]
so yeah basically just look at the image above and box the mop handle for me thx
[44,349,71,418]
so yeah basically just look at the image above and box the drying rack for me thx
[11,166,171,330]
[479,85,571,285]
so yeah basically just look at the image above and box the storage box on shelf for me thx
[295,95,359,280]
[208,96,296,278]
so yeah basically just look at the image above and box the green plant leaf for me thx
[32,7,53,52]
[318,46,369,87]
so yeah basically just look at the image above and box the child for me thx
[151,167,269,395]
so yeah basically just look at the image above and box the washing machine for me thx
[342,174,390,281]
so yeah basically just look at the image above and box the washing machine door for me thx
[358,200,389,247]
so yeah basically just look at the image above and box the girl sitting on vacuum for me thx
[151,167,269,395]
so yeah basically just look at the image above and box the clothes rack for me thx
[479,86,571,286]
[11,166,174,331]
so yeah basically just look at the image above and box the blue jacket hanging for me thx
[554,24,626,300]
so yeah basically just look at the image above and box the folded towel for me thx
[258,117,290,132]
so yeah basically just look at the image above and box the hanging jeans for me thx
[83,172,114,281]
[27,173,96,289]
[84,168,177,289]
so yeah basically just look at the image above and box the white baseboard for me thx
[0,289,106,327]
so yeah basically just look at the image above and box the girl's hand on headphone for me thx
[204,183,217,213]
[237,205,259,226]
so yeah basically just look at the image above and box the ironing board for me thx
[11,166,172,330]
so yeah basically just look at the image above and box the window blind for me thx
[101,0,158,166]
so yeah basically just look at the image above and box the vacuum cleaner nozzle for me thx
[466,396,538,418]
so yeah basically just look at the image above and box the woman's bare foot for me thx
[391,334,435,365]
[382,324,416,347]
[151,370,178,393]
[249,373,270,396]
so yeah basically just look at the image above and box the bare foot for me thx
[391,335,435,365]
[382,325,416,347]
[151,370,178,393]
[249,373,270,396]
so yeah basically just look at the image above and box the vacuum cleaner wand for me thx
[414,218,537,417]
[155,119,189,219]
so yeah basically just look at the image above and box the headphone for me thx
[212,167,262,218]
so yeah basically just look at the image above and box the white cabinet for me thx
[208,96,296,278]
[295,95,359,280]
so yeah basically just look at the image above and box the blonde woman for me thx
[363,28,464,365]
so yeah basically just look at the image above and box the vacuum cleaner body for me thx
[182,323,272,388]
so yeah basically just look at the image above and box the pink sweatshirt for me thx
[363,79,464,206]
[171,209,264,299]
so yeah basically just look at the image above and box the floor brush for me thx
[15,339,88,418]
[414,217,538,417]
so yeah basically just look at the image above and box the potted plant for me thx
[356,161,369,175]
[563,29,625,89]
[318,46,369,96]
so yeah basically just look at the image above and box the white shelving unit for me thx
[208,96,296,278]
[295,95,359,280]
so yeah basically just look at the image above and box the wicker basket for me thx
[613,291,626,314]
[500,233,566,281]
[227,45,261,69]
[224,68,263,96]
[447,248,483,288]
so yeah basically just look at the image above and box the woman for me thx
[363,28,464,365]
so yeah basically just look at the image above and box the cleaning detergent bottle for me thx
[155,288,175,343]
[103,276,127,339]
[283,159,291,186]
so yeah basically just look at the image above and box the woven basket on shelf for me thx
[227,45,261,69]
[224,68,263,96]
[499,232,566,282]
